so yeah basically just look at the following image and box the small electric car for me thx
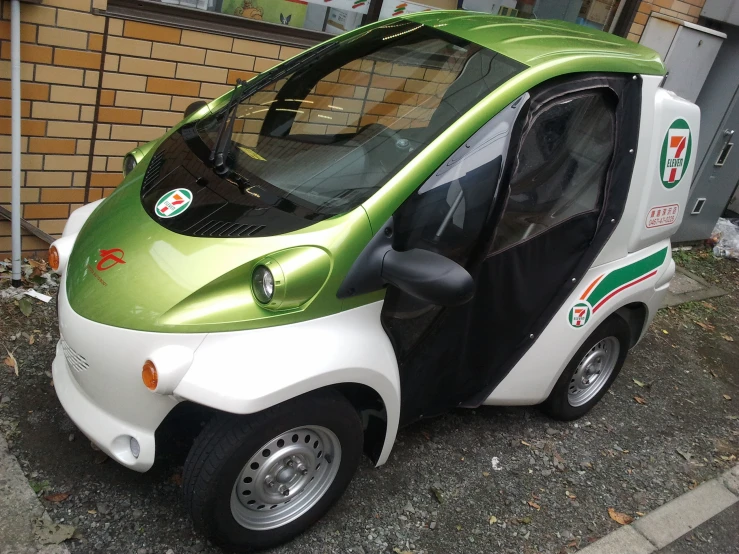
[49,11,698,551]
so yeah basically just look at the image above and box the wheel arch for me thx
[613,302,649,348]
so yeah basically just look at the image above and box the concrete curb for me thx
[0,434,70,554]
[579,465,739,554]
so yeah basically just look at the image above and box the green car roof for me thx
[403,11,665,76]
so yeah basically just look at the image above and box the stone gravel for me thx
[1,249,737,554]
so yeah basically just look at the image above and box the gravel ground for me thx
[1,247,738,554]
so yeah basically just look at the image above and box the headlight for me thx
[122,153,137,176]
[252,265,274,304]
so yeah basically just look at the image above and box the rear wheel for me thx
[183,390,363,552]
[544,315,630,420]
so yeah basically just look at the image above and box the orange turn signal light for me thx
[48,245,60,271]
[142,360,158,391]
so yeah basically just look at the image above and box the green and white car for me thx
[49,11,698,551]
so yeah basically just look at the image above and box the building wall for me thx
[627,0,707,42]
[0,0,307,255]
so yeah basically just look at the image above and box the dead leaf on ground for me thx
[633,379,647,388]
[28,334,35,345]
[694,320,716,331]
[421,430,431,441]
[634,396,647,405]
[662,329,669,335]
[608,507,634,525]
[3,348,18,376]
[566,491,577,499]
[44,492,70,503]
[636,511,646,517]
[489,515,498,524]
[521,440,531,446]
[527,501,541,510]
[722,334,734,342]
[18,296,33,317]
[482,471,490,477]
[34,513,75,545]
[701,301,717,310]
[724,394,732,401]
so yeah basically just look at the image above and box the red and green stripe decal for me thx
[569,247,668,328]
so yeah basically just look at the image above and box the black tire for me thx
[183,389,363,552]
[544,315,630,421]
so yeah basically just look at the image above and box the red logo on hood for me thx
[97,248,126,271]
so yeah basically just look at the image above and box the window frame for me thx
[489,87,618,255]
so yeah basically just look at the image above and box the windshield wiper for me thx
[209,78,243,175]
[208,41,341,176]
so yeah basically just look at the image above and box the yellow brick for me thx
[0,61,34,81]
[92,0,106,9]
[0,187,39,203]
[77,139,91,155]
[44,155,89,171]
[94,140,138,156]
[38,219,68,235]
[232,39,279,59]
[0,154,42,170]
[37,26,88,49]
[152,43,205,64]
[104,54,119,72]
[32,102,80,121]
[96,123,111,139]
[181,29,232,51]
[20,5,57,26]
[115,91,170,110]
[204,50,254,71]
[42,0,92,11]
[26,171,72,187]
[92,156,106,171]
[141,110,181,127]
[176,63,227,83]
[110,125,164,141]
[50,84,98,104]
[36,65,85,86]
[56,9,105,33]
[254,57,279,73]
[106,36,152,57]
[125,21,181,44]
[199,83,231,100]
[119,56,175,78]
[108,18,124,36]
[102,72,147,92]
[280,46,303,60]
[80,105,95,121]
[73,171,87,187]
[84,70,100,88]
[0,135,28,153]
[171,95,200,112]
[46,120,93,138]
[106,157,123,171]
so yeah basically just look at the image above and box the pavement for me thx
[579,465,739,554]
[663,265,727,307]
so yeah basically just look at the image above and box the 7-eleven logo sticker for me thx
[568,302,592,328]
[155,188,192,219]
[660,119,692,189]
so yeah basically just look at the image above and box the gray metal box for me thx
[640,13,726,103]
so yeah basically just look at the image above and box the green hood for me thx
[66,168,375,333]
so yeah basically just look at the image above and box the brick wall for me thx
[0,0,307,255]
[627,0,706,42]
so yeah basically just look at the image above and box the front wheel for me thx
[544,315,631,421]
[183,390,363,552]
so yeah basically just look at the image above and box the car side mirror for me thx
[184,100,208,118]
[381,248,474,307]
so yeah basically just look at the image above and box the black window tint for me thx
[491,91,616,253]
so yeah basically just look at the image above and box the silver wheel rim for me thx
[568,336,620,407]
[230,426,341,531]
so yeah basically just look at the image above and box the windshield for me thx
[197,22,522,216]
[140,21,523,238]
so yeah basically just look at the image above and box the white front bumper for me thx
[53,276,206,472]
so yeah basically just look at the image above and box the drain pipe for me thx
[10,0,22,288]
